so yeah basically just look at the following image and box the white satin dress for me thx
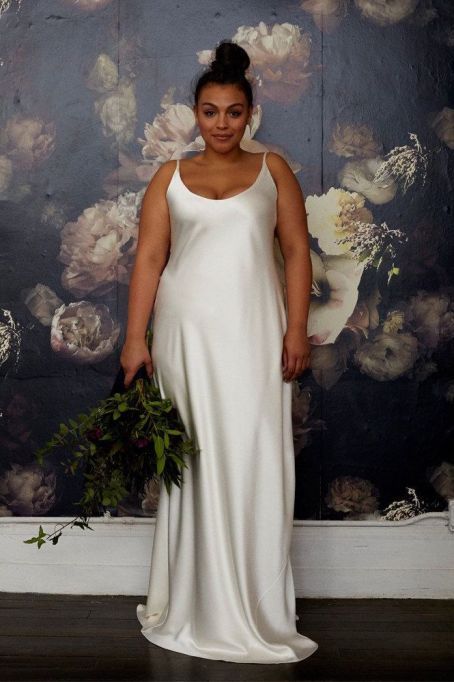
[136,151,319,664]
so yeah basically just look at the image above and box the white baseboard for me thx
[1,512,453,598]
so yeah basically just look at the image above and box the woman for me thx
[120,40,317,664]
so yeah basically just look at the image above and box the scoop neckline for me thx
[176,152,267,202]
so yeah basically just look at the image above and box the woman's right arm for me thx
[120,161,175,388]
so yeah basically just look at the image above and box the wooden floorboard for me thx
[0,593,453,681]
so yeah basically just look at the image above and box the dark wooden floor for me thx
[0,593,453,682]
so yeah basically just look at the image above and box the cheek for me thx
[232,118,248,132]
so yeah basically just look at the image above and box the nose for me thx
[216,115,228,129]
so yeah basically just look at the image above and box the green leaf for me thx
[154,435,165,458]
[156,456,165,475]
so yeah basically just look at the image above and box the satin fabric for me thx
[136,151,319,664]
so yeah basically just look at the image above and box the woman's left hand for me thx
[282,328,311,382]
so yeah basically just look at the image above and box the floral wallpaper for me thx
[0,0,453,522]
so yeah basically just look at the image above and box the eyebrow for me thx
[200,102,244,107]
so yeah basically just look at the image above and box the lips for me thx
[213,135,232,140]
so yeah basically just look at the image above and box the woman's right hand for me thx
[120,338,154,389]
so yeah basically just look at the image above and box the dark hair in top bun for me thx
[192,40,253,108]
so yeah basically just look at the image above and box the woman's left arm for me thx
[268,152,312,382]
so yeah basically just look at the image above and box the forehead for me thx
[198,83,248,106]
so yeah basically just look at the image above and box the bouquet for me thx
[24,329,199,549]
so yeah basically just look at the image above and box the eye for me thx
[230,111,241,117]
[204,110,215,117]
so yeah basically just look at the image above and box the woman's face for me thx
[193,83,252,152]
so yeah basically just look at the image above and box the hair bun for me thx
[210,40,250,76]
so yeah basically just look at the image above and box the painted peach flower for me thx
[405,290,454,349]
[50,301,120,364]
[354,330,419,381]
[329,122,382,158]
[325,475,379,515]
[58,188,145,297]
[0,114,56,170]
[198,21,315,104]
[0,462,57,515]
[300,0,348,34]
[354,0,418,26]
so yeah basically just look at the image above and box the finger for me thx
[284,356,297,381]
[293,358,304,379]
[123,371,134,389]
[300,354,310,372]
[282,346,288,372]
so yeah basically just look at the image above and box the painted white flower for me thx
[58,188,145,297]
[94,81,137,146]
[86,53,119,93]
[305,187,373,256]
[300,0,348,33]
[338,156,397,205]
[354,330,419,381]
[328,121,382,158]
[199,21,314,104]
[308,250,364,345]
[0,462,57,515]
[354,0,418,26]
[428,106,454,150]
[406,290,454,349]
[20,284,64,326]
[51,301,120,364]
[0,114,56,170]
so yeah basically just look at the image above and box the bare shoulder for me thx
[266,152,293,177]
[153,159,178,186]
[265,151,302,192]
[142,159,177,200]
